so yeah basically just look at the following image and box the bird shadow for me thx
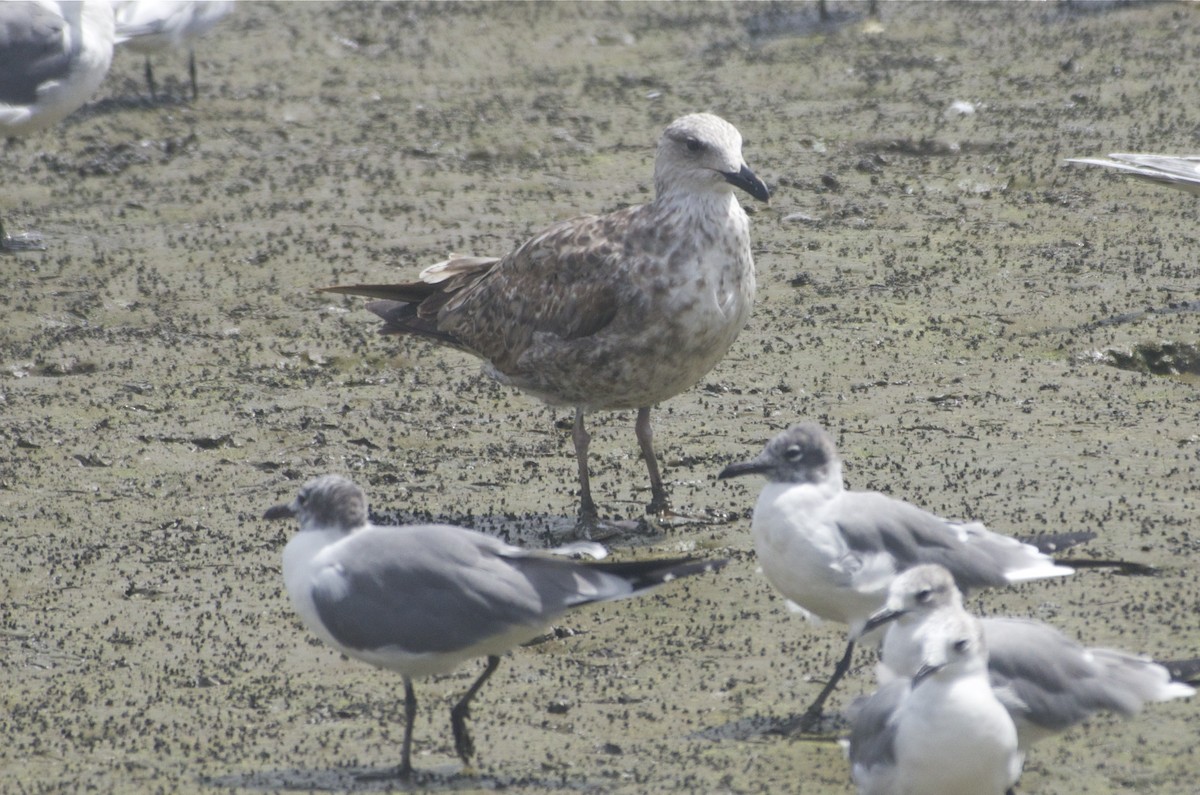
[202,764,595,792]
[690,714,847,744]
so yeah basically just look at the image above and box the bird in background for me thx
[860,563,1195,751]
[264,474,727,778]
[1066,153,1200,195]
[846,607,1023,795]
[1,0,115,250]
[114,0,233,101]
[718,422,1072,732]
[324,113,770,538]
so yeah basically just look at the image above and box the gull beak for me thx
[717,456,771,480]
[263,501,297,521]
[858,607,907,639]
[913,662,945,688]
[723,163,771,204]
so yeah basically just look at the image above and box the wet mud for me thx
[2,2,1198,793]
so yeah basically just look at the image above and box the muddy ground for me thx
[2,2,1199,793]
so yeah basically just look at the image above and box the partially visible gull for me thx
[847,608,1023,795]
[1066,153,1200,195]
[324,113,770,537]
[1,0,115,250]
[264,474,727,778]
[718,422,1071,731]
[862,564,1195,750]
[114,0,233,100]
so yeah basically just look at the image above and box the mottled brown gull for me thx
[325,113,769,535]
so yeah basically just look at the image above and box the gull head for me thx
[263,474,369,534]
[858,564,965,637]
[654,113,770,204]
[718,422,839,486]
[913,611,988,687]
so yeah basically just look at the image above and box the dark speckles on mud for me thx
[2,2,1198,794]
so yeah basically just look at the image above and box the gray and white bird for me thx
[1,0,115,249]
[324,113,770,536]
[718,422,1071,730]
[1066,153,1200,195]
[862,564,1195,750]
[264,474,726,777]
[847,609,1023,795]
[114,0,232,100]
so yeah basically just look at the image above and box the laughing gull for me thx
[1,0,115,250]
[862,564,1195,750]
[324,113,770,536]
[847,609,1023,795]
[263,474,727,777]
[114,0,233,101]
[1066,153,1200,195]
[717,422,1072,731]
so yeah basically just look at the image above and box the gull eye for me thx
[916,588,933,603]
[783,444,805,462]
[685,137,703,153]
[953,638,969,654]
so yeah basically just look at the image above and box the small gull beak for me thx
[913,662,945,688]
[723,163,771,204]
[263,502,296,521]
[717,457,770,480]
[858,607,907,639]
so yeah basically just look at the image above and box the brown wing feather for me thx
[322,207,647,372]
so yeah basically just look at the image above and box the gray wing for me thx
[1067,154,1200,195]
[833,492,1037,591]
[848,679,907,777]
[985,617,1192,733]
[0,2,70,106]
[309,524,638,655]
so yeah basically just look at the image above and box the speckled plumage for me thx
[327,113,769,531]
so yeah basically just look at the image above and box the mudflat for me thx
[2,3,1197,793]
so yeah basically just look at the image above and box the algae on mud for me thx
[2,3,1198,794]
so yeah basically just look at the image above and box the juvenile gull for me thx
[862,564,1196,750]
[1,0,115,249]
[263,474,727,777]
[717,422,1071,731]
[324,113,770,535]
[114,0,233,100]
[847,609,1023,795]
[1066,153,1200,195]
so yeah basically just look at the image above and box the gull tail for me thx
[591,556,729,593]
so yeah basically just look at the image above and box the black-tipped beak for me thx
[858,608,906,638]
[724,163,771,203]
[913,662,945,688]
[718,458,769,480]
[263,502,296,521]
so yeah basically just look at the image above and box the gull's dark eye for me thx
[296,489,310,505]
[783,444,805,462]
[685,137,703,153]
[953,638,969,654]
[916,588,933,604]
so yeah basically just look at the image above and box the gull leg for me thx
[188,49,199,100]
[572,408,599,536]
[355,677,417,780]
[774,640,856,734]
[635,407,669,514]
[450,655,500,766]
[143,56,157,101]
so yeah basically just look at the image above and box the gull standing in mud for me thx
[847,609,1023,795]
[325,113,770,537]
[1,0,115,250]
[113,0,233,100]
[718,422,1072,731]
[862,564,1195,750]
[1066,153,1200,194]
[264,474,726,778]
